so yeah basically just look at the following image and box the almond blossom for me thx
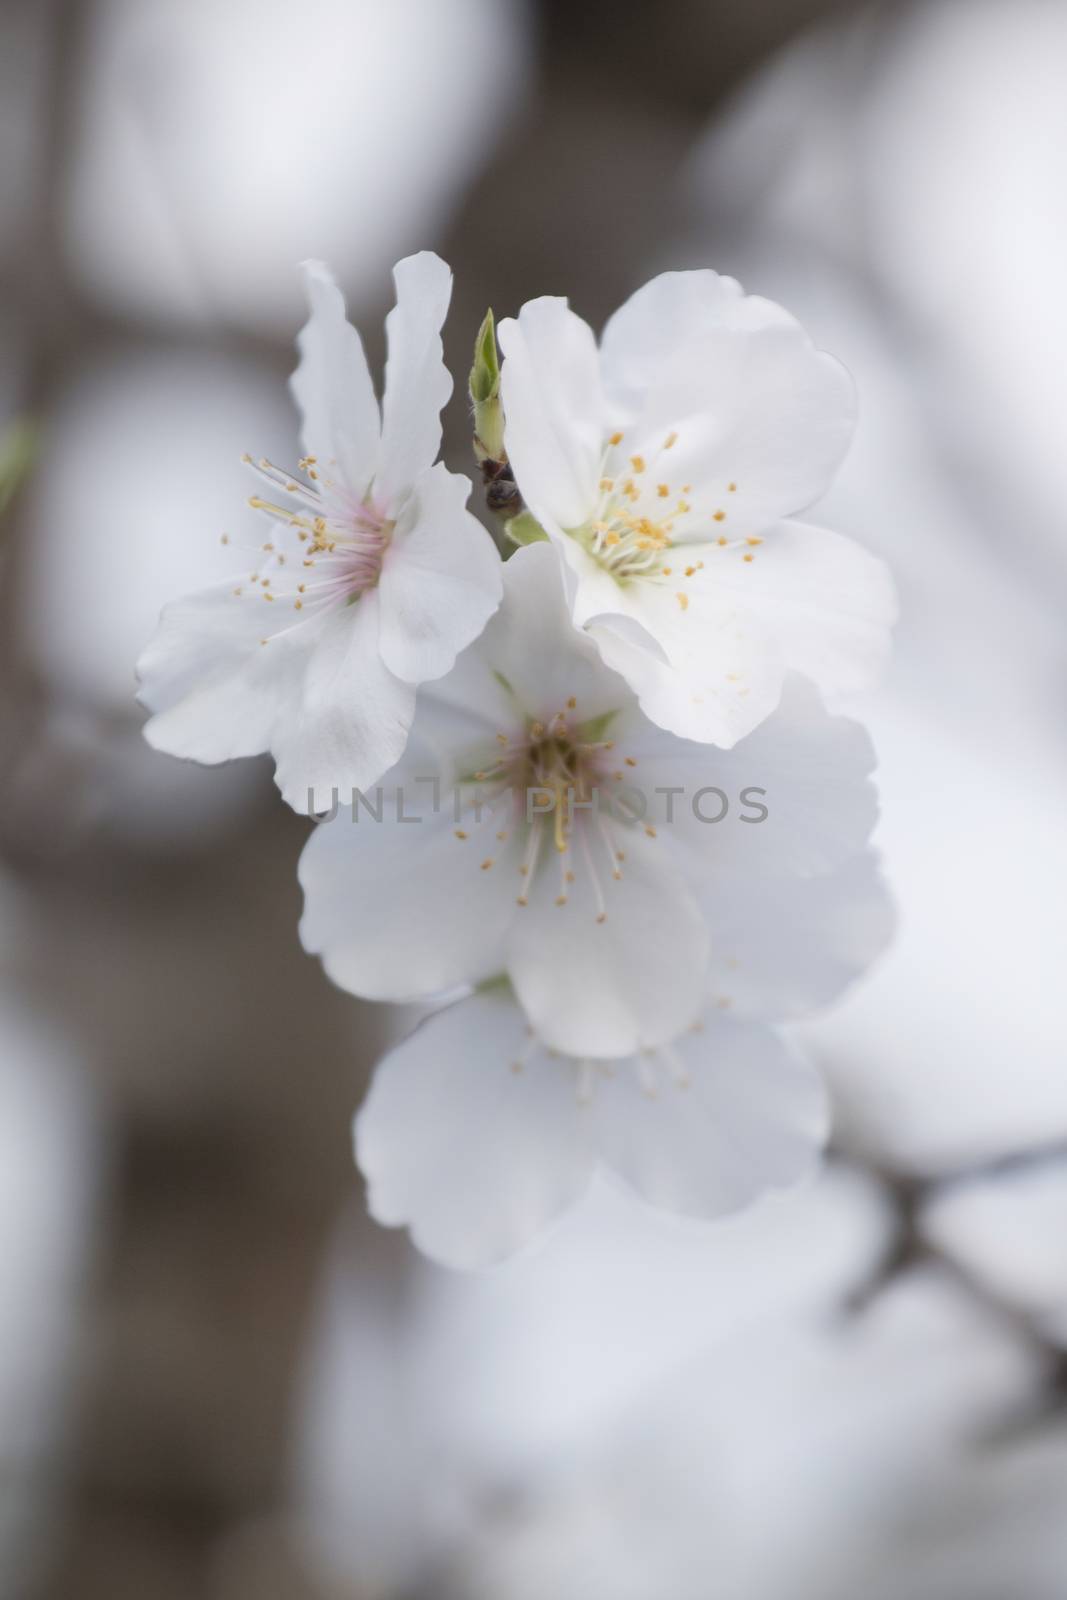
[355,984,829,1269]
[497,270,894,747]
[137,254,502,813]
[299,543,891,1060]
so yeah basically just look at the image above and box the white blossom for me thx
[355,985,829,1269]
[299,543,891,1060]
[137,254,502,812]
[497,270,894,746]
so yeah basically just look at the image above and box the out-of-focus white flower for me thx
[63,0,532,334]
[138,255,502,813]
[452,1271,1042,1600]
[498,272,893,746]
[683,1,1067,1151]
[300,543,890,1059]
[294,1163,891,1597]
[356,985,827,1269]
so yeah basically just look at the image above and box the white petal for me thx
[376,463,502,685]
[587,581,787,747]
[376,252,454,506]
[137,579,307,763]
[601,270,856,535]
[291,261,380,500]
[498,297,607,533]
[589,1015,827,1217]
[586,520,894,743]
[701,520,896,700]
[273,592,415,814]
[507,831,709,1058]
[624,676,880,881]
[429,541,629,729]
[299,770,523,1000]
[599,267,749,414]
[701,854,896,1020]
[355,990,593,1270]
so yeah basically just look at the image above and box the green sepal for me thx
[470,309,505,464]
[503,510,547,547]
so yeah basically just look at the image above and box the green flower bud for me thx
[469,309,505,465]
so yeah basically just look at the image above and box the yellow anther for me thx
[625,757,637,767]
[657,484,670,498]
[609,430,624,446]
[728,481,737,492]
[743,553,754,562]
[677,591,689,611]
[454,829,468,840]
[713,510,726,522]
[746,536,762,546]
[664,431,678,448]
[630,454,646,473]
[599,477,614,493]
[480,859,494,870]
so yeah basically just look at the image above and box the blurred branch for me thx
[833,1135,1067,1438]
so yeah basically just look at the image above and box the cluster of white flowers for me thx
[137,253,895,1269]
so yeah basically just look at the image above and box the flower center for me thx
[569,428,754,597]
[226,455,393,643]
[453,696,654,923]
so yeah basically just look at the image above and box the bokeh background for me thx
[2,0,1067,1595]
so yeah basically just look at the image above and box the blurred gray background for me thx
[2,1,1067,1596]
